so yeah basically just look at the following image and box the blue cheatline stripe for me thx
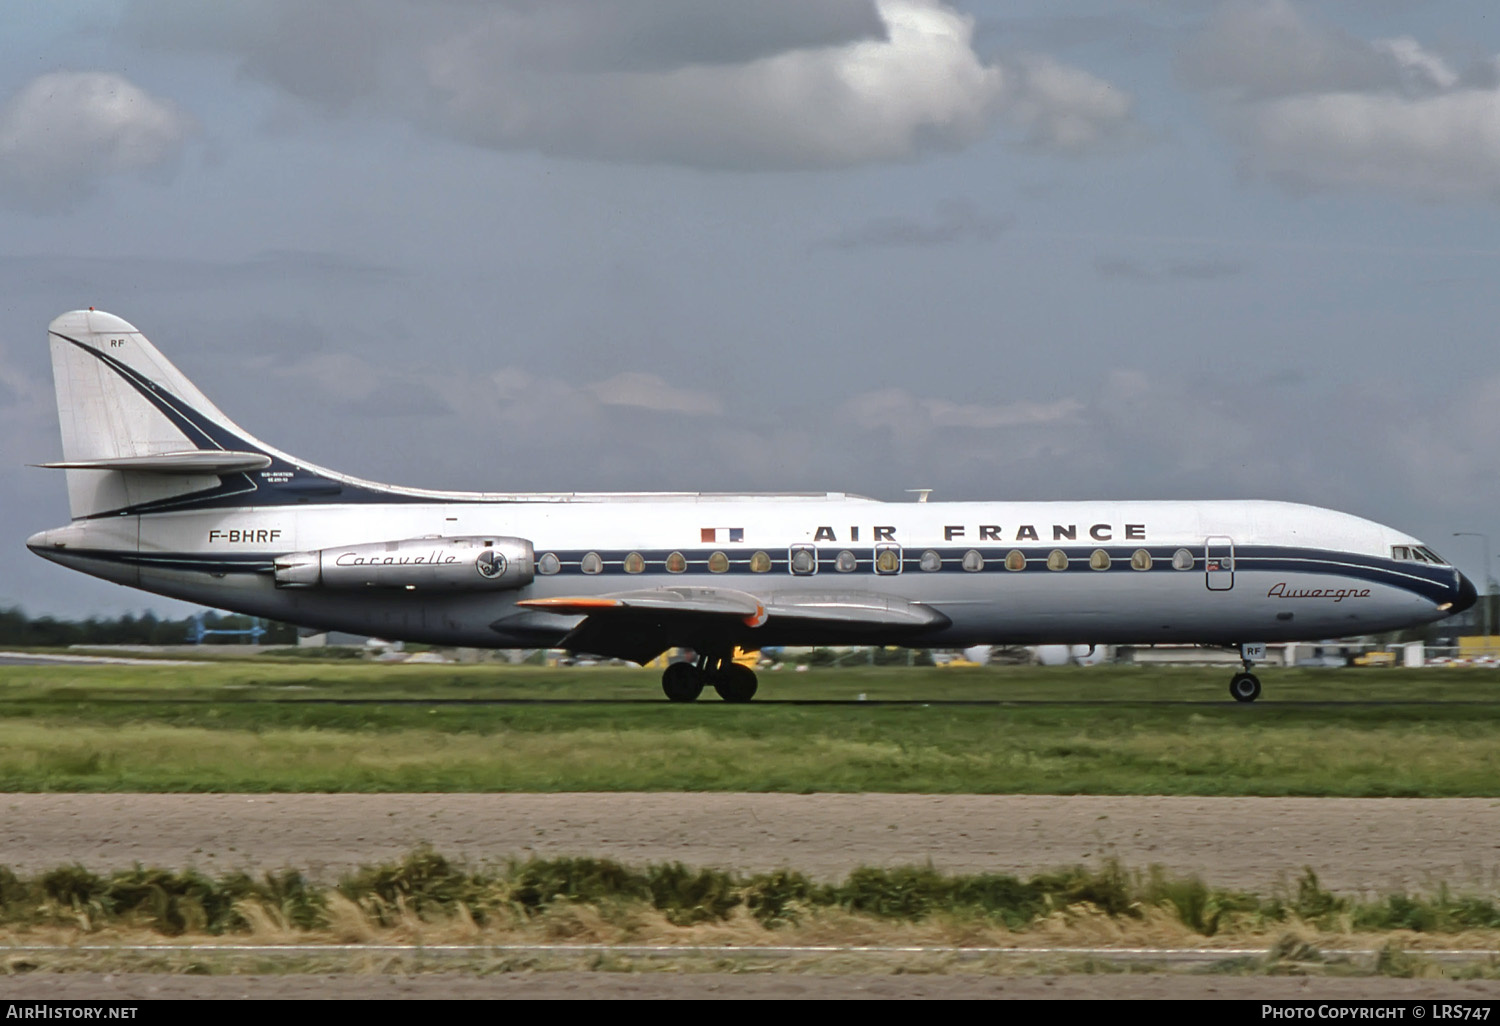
[54,544,1457,604]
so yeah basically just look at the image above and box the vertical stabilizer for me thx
[46,309,271,519]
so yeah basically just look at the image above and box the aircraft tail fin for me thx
[44,309,279,519]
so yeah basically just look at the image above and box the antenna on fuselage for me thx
[906,488,932,503]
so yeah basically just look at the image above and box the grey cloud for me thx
[121,0,1137,169]
[1181,2,1500,201]
[816,202,1012,250]
[124,1,887,81]
[423,0,1004,170]
[998,53,1141,153]
[1178,0,1416,100]
[0,72,195,212]
[1456,59,1500,91]
[974,12,1169,55]
[462,0,890,74]
[1235,88,1500,200]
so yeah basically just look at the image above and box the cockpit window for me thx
[1393,545,1449,565]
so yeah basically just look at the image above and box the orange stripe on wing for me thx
[516,597,621,610]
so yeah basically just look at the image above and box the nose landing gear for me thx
[1229,643,1264,702]
[661,653,759,703]
[1229,670,1262,703]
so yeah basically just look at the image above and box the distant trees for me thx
[0,607,298,647]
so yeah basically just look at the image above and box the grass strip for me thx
[2,714,1499,794]
[6,850,1500,941]
[4,664,1500,794]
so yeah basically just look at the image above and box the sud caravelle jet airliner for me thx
[28,310,1476,703]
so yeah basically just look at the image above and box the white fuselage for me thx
[29,494,1467,651]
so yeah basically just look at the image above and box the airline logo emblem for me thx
[701,527,744,543]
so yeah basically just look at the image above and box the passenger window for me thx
[708,551,730,573]
[919,549,941,572]
[1047,549,1069,571]
[962,549,984,572]
[1090,549,1111,571]
[750,551,772,573]
[665,551,686,573]
[538,552,560,575]
[1005,549,1025,572]
[1130,549,1152,571]
[624,552,645,574]
[580,552,603,575]
[835,550,857,573]
[1172,548,1194,570]
[790,545,817,575]
[875,545,902,575]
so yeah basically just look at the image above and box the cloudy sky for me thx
[4,0,1500,617]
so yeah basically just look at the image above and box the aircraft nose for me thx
[1451,572,1478,614]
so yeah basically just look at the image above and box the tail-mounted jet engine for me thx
[273,536,534,590]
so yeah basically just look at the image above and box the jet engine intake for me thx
[273,536,534,590]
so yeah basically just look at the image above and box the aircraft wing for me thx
[515,586,948,664]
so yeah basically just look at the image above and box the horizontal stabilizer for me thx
[35,450,272,474]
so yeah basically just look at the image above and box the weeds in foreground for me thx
[4,850,1500,947]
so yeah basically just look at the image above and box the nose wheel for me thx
[1229,671,1262,703]
[1229,644,1265,703]
[661,655,759,703]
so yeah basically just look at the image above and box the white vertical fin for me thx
[46,310,263,519]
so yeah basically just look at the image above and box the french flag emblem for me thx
[701,527,744,543]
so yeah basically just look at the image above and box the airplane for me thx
[27,309,1477,703]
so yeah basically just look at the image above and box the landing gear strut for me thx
[660,654,759,703]
[1229,643,1263,703]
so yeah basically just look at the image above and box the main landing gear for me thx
[1229,643,1264,703]
[661,654,759,703]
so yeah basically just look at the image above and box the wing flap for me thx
[763,591,947,628]
[518,587,763,620]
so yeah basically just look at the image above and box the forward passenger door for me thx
[1205,536,1234,591]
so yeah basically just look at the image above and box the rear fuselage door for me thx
[1205,536,1234,591]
